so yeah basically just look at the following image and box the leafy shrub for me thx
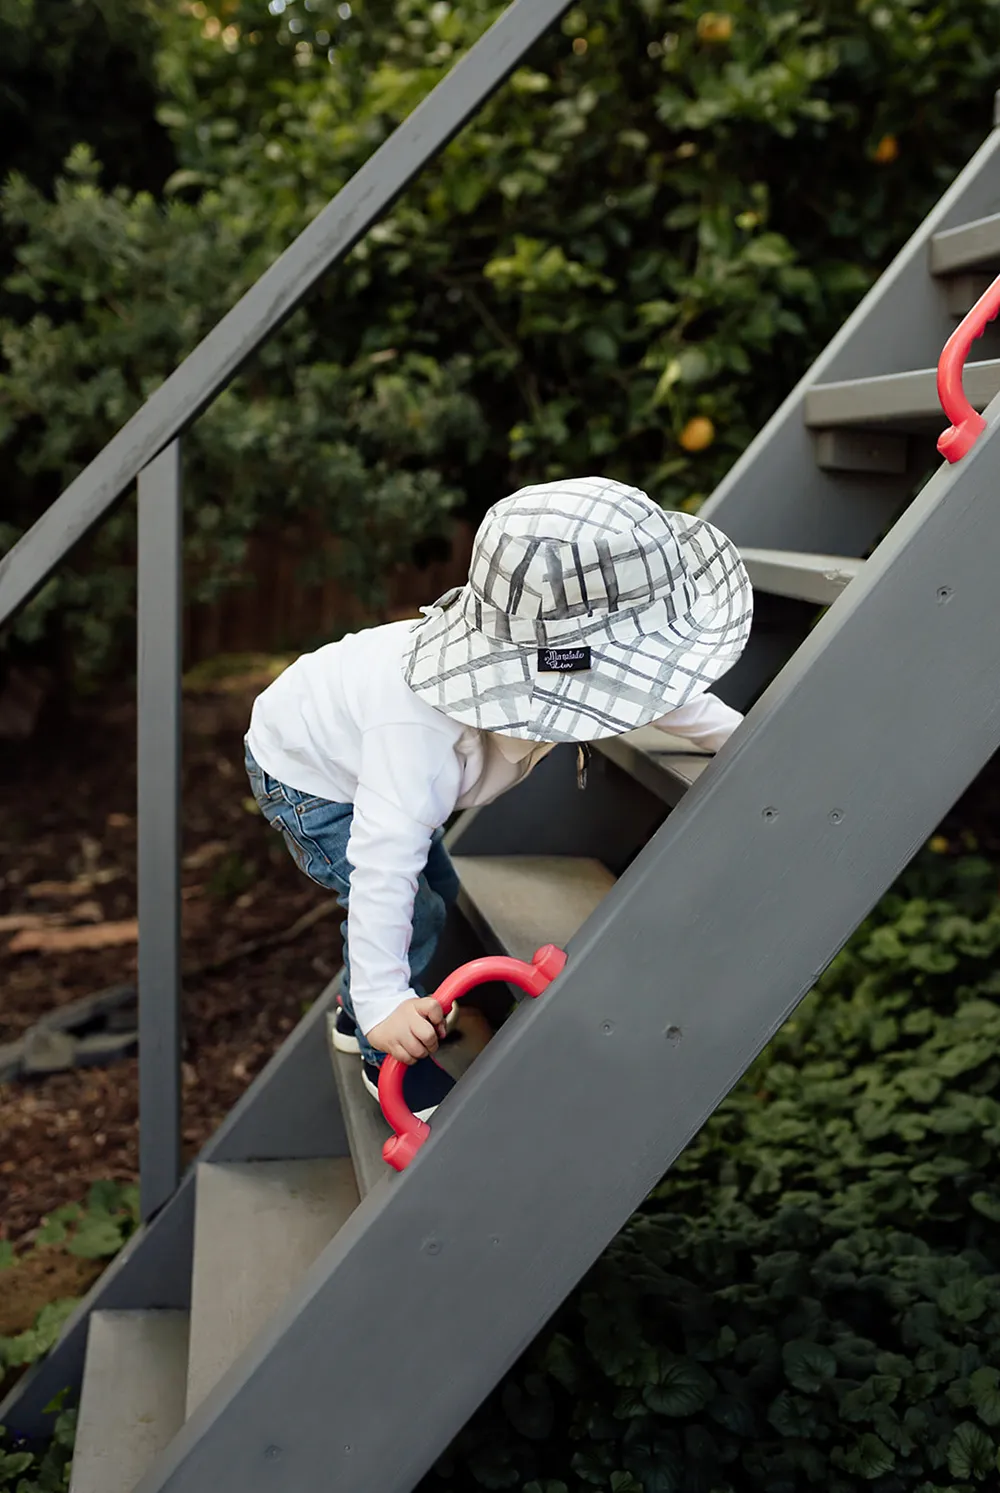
[0,1182,139,1389]
[0,1182,138,1490]
[0,1402,74,1493]
[422,853,1000,1492]
[5,0,1000,675]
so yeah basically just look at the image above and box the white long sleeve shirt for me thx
[246,620,741,1037]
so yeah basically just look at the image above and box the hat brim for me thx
[403,586,752,743]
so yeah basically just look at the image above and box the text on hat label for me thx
[537,647,592,673]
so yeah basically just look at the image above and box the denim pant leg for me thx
[244,741,452,1069]
[337,865,451,1068]
[243,742,376,1057]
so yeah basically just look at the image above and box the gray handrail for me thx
[0,0,573,629]
[0,0,575,1219]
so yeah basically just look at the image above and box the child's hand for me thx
[367,997,448,1065]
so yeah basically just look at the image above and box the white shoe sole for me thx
[330,1018,363,1055]
[360,1062,441,1124]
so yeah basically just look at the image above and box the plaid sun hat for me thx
[403,476,753,743]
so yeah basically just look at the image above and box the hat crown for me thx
[469,478,694,626]
[405,473,753,742]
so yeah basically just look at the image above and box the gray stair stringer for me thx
[698,125,1000,570]
[1,975,349,1438]
[129,400,1000,1489]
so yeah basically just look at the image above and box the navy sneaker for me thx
[330,997,458,1056]
[361,1056,456,1122]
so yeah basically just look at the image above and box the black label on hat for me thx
[537,646,592,673]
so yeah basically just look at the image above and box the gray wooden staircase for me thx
[4,6,1000,1489]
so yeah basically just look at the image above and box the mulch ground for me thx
[0,662,344,1250]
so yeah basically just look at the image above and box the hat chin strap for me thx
[412,585,464,629]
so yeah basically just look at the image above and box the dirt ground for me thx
[0,661,344,1249]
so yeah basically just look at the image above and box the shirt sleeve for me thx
[345,723,462,1037]
[649,692,743,753]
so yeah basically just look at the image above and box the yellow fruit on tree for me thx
[696,12,733,43]
[873,134,899,164]
[679,416,715,452]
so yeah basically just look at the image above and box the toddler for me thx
[245,477,752,1118]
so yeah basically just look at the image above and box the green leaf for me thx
[842,1432,895,1479]
[971,1190,1000,1223]
[67,1217,127,1259]
[0,1449,35,1475]
[938,1277,988,1324]
[970,1368,1000,1427]
[501,1376,553,1441]
[571,1448,613,1486]
[782,1340,837,1393]
[582,327,618,363]
[642,1360,714,1417]
[948,1422,995,1479]
[542,1332,580,1392]
[708,1393,756,1437]
[768,1390,816,1439]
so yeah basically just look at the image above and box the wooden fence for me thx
[183,520,474,664]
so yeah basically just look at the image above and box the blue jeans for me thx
[244,742,459,1066]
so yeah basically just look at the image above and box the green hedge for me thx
[419,851,1000,1492]
[0,1408,73,1493]
[4,0,1000,676]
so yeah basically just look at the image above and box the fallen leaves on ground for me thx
[8,919,139,955]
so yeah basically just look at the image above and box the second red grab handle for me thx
[937,270,1000,462]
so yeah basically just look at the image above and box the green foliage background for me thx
[3,0,1000,675]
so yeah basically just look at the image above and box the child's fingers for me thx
[414,998,448,1044]
[412,1015,440,1055]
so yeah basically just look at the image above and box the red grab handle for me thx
[378,944,567,1173]
[937,271,1000,462]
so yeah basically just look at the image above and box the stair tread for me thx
[331,1043,392,1198]
[592,731,706,805]
[594,730,714,806]
[69,1309,188,1493]
[806,358,1000,430]
[741,547,864,605]
[931,211,1000,275]
[454,854,614,964]
[186,1158,358,1416]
